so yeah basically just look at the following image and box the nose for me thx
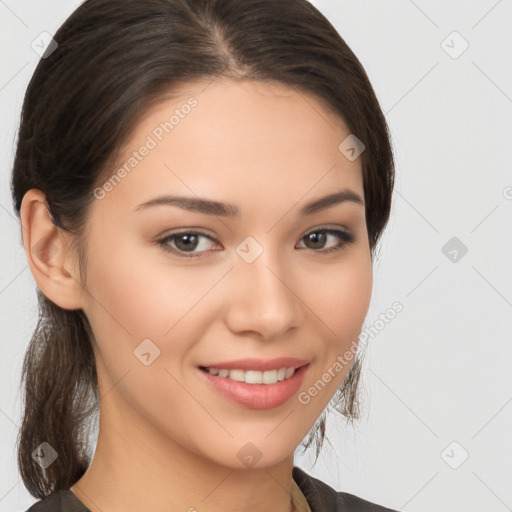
[223,249,303,340]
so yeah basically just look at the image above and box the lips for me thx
[198,357,310,409]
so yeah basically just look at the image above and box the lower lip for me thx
[198,364,310,409]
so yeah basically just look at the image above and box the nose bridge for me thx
[225,240,302,338]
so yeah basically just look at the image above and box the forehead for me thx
[94,78,364,218]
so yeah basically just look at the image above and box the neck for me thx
[70,392,297,512]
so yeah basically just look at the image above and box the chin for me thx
[197,439,295,471]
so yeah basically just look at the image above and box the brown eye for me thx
[298,228,354,253]
[158,231,219,258]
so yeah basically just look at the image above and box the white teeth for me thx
[261,370,278,384]
[227,369,245,382]
[245,370,264,384]
[204,366,297,384]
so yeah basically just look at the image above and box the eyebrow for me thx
[134,189,364,217]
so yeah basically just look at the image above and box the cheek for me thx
[294,255,372,418]
[300,252,373,345]
[82,236,226,354]
[81,238,225,415]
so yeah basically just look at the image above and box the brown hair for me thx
[10,0,394,498]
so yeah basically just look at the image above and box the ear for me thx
[20,189,85,310]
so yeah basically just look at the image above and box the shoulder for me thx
[292,466,399,512]
[25,489,90,512]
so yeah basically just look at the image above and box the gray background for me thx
[1,1,511,511]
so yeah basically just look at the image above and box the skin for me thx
[21,77,373,512]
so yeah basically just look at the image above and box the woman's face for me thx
[79,78,372,469]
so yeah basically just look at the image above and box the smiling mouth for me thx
[197,363,310,409]
[198,365,301,385]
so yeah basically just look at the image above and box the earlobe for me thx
[20,189,85,311]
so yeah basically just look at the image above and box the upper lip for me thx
[198,357,310,372]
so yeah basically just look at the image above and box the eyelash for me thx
[157,227,355,259]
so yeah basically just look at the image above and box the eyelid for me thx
[162,227,215,237]
[303,224,351,235]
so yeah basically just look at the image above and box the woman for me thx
[12,0,396,510]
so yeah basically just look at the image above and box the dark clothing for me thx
[292,466,398,511]
[25,489,88,512]
[25,465,398,511]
